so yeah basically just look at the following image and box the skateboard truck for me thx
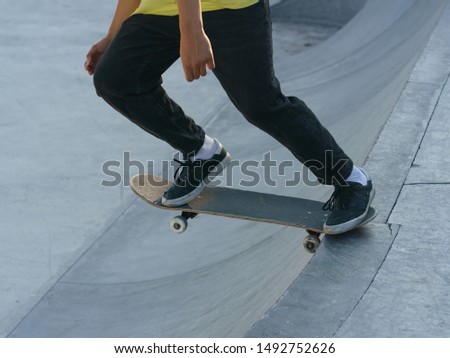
[170,211,198,234]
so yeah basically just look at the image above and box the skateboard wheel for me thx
[170,216,188,234]
[303,235,321,254]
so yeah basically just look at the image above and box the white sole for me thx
[323,186,375,235]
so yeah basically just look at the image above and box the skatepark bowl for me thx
[1,0,448,337]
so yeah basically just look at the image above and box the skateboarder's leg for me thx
[93,14,205,156]
[94,14,231,206]
[204,1,374,233]
[204,1,351,185]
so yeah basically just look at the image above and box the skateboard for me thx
[130,174,377,253]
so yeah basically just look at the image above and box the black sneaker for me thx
[323,169,375,234]
[161,139,231,207]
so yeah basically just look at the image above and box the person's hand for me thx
[180,29,215,82]
[84,37,111,76]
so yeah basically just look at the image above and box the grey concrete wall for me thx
[272,0,368,26]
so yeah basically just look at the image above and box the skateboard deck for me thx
[130,174,377,253]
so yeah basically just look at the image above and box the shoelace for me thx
[173,158,196,183]
[322,186,353,211]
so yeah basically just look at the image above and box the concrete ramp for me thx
[2,0,447,337]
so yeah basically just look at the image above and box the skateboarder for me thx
[85,0,374,234]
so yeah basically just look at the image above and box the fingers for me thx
[84,56,94,75]
[183,56,215,82]
[207,56,215,71]
[84,43,105,75]
[84,47,97,75]
[183,64,198,82]
[199,65,207,78]
[183,64,193,82]
[84,37,110,76]
[184,64,205,82]
[84,57,97,76]
[179,30,216,82]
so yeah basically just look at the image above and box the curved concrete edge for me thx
[271,0,367,27]
[246,2,450,338]
[246,224,399,337]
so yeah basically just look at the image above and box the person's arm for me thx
[84,0,141,75]
[177,0,215,82]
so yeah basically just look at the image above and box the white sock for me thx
[190,135,217,161]
[346,166,368,186]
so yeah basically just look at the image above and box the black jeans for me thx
[94,0,353,185]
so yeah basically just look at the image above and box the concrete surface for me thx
[248,1,450,338]
[1,0,449,337]
[270,0,366,26]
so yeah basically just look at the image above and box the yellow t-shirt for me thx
[134,0,259,16]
